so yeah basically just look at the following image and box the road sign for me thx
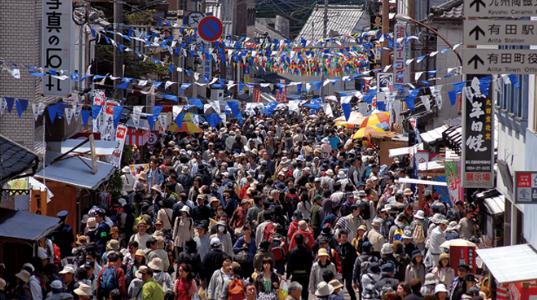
[185,11,205,28]
[463,48,537,74]
[464,20,537,46]
[514,171,537,204]
[197,16,223,42]
[465,0,537,18]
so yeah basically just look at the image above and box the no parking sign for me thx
[197,16,223,42]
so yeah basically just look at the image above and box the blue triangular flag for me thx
[5,97,15,113]
[153,106,163,118]
[175,113,185,127]
[448,82,465,106]
[15,99,28,118]
[405,89,420,110]
[341,103,351,121]
[377,101,386,111]
[48,104,58,123]
[479,76,493,96]
[227,101,244,124]
[147,116,156,130]
[81,109,90,126]
[206,113,222,128]
[91,105,102,119]
[113,105,123,128]
[508,74,520,88]
[188,98,204,109]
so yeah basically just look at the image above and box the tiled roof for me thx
[295,5,366,41]
[431,0,463,20]
[0,134,39,186]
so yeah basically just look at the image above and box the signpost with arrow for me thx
[465,0,537,18]
[463,49,537,74]
[464,20,537,46]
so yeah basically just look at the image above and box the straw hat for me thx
[317,248,330,257]
[148,257,164,272]
[315,282,334,297]
[106,239,120,251]
[15,270,30,283]
[135,249,145,257]
[329,279,344,290]
[413,210,425,220]
[74,283,92,297]
[151,185,162,194]
[403,188,413,196]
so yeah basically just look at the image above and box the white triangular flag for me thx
[420,95,431,111]
[8,68,21,79]
[165,81,175,89]
[415,72,423,82]
[65,105,75,125]
[31,102,38,120]
[323,103,334,118]
[340,95,353,104]
[132,106,143,129]
[137,80,148,87]
[0,97,7,115]
[430,86,443,110]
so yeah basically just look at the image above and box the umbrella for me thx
[440,239,477,249]
[353,126,391,140]
[360,111,391,128]
[334,111,365,128]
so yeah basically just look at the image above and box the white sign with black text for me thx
[464,20,537,46]
[42,0,72,96]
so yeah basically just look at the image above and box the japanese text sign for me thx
[393,22,407,84]
[464,20,537,46]
[465,0,537,18]
[461,77,494,188]
[463,49,537,75]
[42,0,72,96]
[514,171,537,204]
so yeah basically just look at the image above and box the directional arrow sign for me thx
[465,0,537,17]
[463,48,537,75]
[464,20,537,46]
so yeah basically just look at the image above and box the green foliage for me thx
[125,9,156,25]
[107,170,123,199]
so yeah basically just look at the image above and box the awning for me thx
[420,125,449,144]
[397,177,448,187]
[61,139,117,156]
[475,189,505,215]
[389,143,424,157]
[443,125,462,154]
[477,244,537,284]
[0,135,39,186]
[34,156,116,190]
[260,92,277,103]
[0,208,59,241]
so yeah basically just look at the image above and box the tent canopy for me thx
[34,156,116,190]
[397,177,448,187]
[61,139,117,156]
[0,208,59,241]
[477,244,537,284]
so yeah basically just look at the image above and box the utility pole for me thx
[113,0,123,96]
[381,0,390,66]
[321,0,328,98]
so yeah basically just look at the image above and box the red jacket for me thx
[96,265,126,298]
[289,229,314,252]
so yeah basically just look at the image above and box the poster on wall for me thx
[461,77,494,188]
[445,160,463,204]
[514,171,537,204]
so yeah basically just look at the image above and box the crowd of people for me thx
[1,109,487,300]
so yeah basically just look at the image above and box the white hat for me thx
[180,206,190,215]
[148,257,164,272]
[413,210,425,220]
[118,198,127,207]
[210,237,222,247]
[424,273,437,285]
[22,263,35,273]
[435,283,448,294]
[315,282,335,297]
[337,170,347,179]
[121,166,130,174]
[74,283,92,297]
[59,265,75,275]
[326,169,334,176]
[381,243,393,255]
[280,157,290,165]
[50,279,63,290]
[0,278,6,291]
[15,270,30,283]
[86,217,97,231]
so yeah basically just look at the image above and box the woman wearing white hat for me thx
[172,205,194,256]
[74,283,93,299]
[13,270,31,299]
[434,283,449,300]
[314,281,334,300]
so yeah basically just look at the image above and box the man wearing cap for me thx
[336,229,358,300]
[368,218,386,257]
[94,210,111,256]
[51,210,74,258]
[59,264,76,294]
[450,263,470,300]
[427,219,448,269]
[139,266,164,300]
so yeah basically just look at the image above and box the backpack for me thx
[227,278,245,300]
[271,239,286,262]
[412,223,426,244]
[262,222,276,242]
[393,227,404,241]
[100,267,119,296]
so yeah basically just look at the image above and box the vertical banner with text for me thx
[110,124,127,168]
[42,0,72,96]
[394,22,407,84]
[462,77,494,188]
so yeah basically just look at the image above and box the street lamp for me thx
[395,14,463,65]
